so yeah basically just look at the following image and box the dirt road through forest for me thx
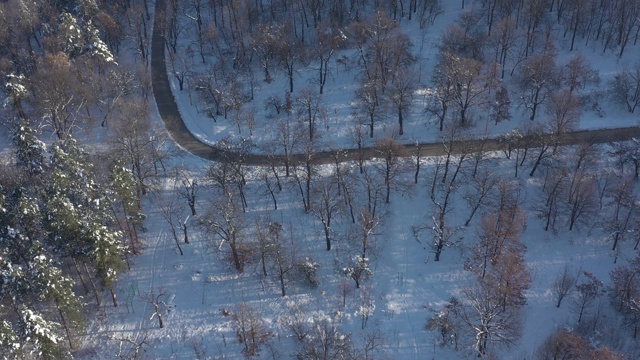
[151,0,640,166]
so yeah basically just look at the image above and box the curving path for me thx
[151,0,640,166]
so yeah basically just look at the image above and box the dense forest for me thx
[2,0,640,358]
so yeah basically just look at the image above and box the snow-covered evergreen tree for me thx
[45,138,125,305]
[18,307,69,359]
[109,161,145,255]
[0,316,21,357]
[13,120,46,175]
[57,7,115,65]
[4,73,28,118]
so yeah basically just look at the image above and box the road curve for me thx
[151,0,640,166]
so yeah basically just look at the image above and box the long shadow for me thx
[151,0,640,166]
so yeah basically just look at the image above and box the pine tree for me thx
[109,161,145,255]
[45,138,125,305]
[12,120,46,176]
[18,307,70,359]
[0,316,21,357]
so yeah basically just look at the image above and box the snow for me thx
[75,145,639,358]
[79,0,640,354]
[170,2,640,153]
[2,0,640,359]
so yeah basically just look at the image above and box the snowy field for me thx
[168,1,640,152]
[6,0,638,359]
[78,146,640,359]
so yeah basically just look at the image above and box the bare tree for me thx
[432,51,488,126]
[609,62,640,113]
[565,171,596,231]
[254,218,296,296]
[174,168,199,216]
[536,328,627,359]
[111,100,172,198]
[295,87,325,141]
[428,297,462,350]
[356,326,387,360]
[272,115,304,177]
[295,317,354,360]
[358,286,375,329]
[596,169,614,209]
[374,136,411,204]
[30,52,90,140]
[496,129,525,177]
[145,288,170,329]
[186,0,208,64]
[425,67,453,132]
[386,67,417,136]
[271,222,296,297]
[357,166,385,221]
[417,157,465,262]
[611,256,640,338]
[545,90,583,145]
[313,22,346,94]
[609,139,640,178]
[604,176,637,254]
[212,139,252,212]
[515,42,558,121]
[535,330,589,360]
[438,120,470,185]
[112,331,149,360]
[439,13,486,60]
[162,0,182,55]
[572,272,604,323]
[232,303,272,358]
[200,190,247,272]
[535,165,566,233]
[354,78,385,138]
[490,85,511,125]
[310,175,344,251]
[553,264,578,308]
[610,255,640,313]
[258,169,280,210]
[167,49,193,91]
[487,16,520,79]
[462,169,499,226]
[562,55,600,95]
[344,255,371,290]
[290,133,320,212]
[250,22,281,83]
[277,21,306,93]
[354,207,381,261]
[458,282,524,357]
[527,124,556,177]
[157,192,188,256]
[467,204,527,281]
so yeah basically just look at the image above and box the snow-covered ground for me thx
[79,146,640,359]
[35,1,640,359]
[169,1,640,152]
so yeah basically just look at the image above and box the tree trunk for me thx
[529,146,548,177]
[231,242,243,272]
[370,114,375,138]
[182,222,189,244]
[278,261,286,296]
[57,303,74,350]
[73,259,90,295]
[111,288,118,307]
[170,227,184,255]
[83,262,102,306]
[324,224,331,251]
